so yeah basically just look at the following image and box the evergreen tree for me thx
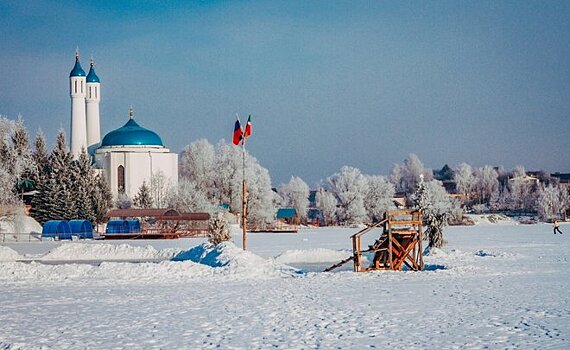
[34,130,74,222]
[11,116,35,197]
[30,131,50,223]
[72,149,96,222]
[93,174,112,224]
[133,181,153,208]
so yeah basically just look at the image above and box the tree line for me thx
[1,115,568,229]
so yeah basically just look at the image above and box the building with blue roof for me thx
[93,106,178,199]
[68,50,178,200]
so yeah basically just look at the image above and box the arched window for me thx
[118,165,125,193]
[74,80,77,93]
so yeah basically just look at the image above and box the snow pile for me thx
[41,243,179,261]
[173,241,301,278]
[0,214,42,241]
[468,214,516,225]
[0,246,22,261]
[274,248,351,264]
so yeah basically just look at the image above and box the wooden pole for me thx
[242,138,247,251]
[388,218,393,270]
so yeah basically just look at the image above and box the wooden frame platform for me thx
[325,210,424,272]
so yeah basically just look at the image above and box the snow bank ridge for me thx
[41,243,178,261]
[173,242,302,278]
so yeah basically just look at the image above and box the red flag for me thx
[233,118,243,145]
[244,115,252,140]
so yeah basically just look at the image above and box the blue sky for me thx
[1,0,569,186]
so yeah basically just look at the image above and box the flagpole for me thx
[242,137,247,251]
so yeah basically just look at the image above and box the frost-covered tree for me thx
[179,139,215,196]
[71,149,96,223]
[412,176,453,249]
[0,168,18,206]
[150,171,171,208]
[11,117,36,196]
[364,175,395,222]
[316,188,337,226]
[244,159,275,226]
[213,141,242,210]
[167,179,214,212]
[212,140,275,226]
[454,163,475,204]
[512,165,526,178]
[474,166,499,205]
[207,212,231,245]
[32,130,75,222]
[328,166,368,225]
[93,174,112,224]
[507,177,537,214]
[537,185,570,221]
[133,181,153,208]
[390,154,432,194]
[278,176,310,223]
[115,192,133,209]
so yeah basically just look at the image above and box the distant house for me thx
[308,190,318,208]
[307,208,324,226]
[508,175,540,186]
[551,173,570,191]
[276,208,299,225]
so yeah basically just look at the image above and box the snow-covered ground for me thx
[1,221,569,349]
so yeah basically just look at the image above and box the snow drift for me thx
[41,243,179,261]
[0,246,22,261]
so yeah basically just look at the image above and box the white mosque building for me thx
[69,51,178,199]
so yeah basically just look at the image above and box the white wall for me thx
[95,146,178,201]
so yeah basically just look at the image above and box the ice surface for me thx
[1,223,569,349]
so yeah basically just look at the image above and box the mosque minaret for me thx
[69,49,88,157]
[85,58,101,149]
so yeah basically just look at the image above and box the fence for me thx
[0,232,42,243]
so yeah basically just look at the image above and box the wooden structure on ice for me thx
[325,210,424,272]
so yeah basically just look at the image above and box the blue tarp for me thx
[42,220,72,240]
[106,220,130,234]
[69,219,94,239]
[126,220,141,233]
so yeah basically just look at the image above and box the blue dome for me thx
[86,63,100,83]
[69,57,86,77]
[101,118,164,147]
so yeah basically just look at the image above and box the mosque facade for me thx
[69,52,178,200]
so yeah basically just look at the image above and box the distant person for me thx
[553,220,563,234]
